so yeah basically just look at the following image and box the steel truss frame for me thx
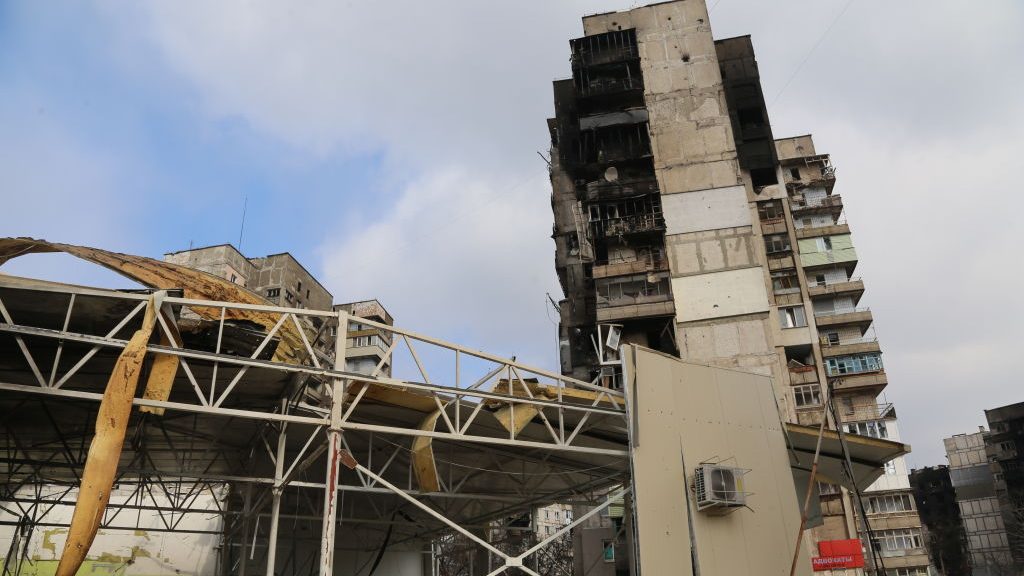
[0,279,630,575]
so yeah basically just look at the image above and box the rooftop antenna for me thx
[238,195,248,253]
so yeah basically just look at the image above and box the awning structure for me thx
[785,422,910,492]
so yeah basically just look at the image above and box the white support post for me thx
[266,400,288,576]
[320,310,348,576]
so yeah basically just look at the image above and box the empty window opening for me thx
[764,233,791,254]
[790,167,801,180]
[779,306,807,329]
[750,167,778,188]
[738,107,766,128]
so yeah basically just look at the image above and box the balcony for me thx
[759,217,788,235]
[592,213,665,237]
[767,254,795,271]
[814,307,873,331]
[795,222,850,239]
[571,29,640,70]
[788,364,819,385]
[830,371,888,395]
[807,278,864,301]
[596,298,674,322]
[576,73,643,99]
[838,402,896,423]
[581,178,659,202]
[800,247,857,269]
[595,273,672,322]
[593,257,668,279]
[820,336,881,358]
[791,194,843,219]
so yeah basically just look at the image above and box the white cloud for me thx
[319,166,560,368]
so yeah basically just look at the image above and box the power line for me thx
[769,0,855,108]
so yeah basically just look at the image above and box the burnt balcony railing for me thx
[571,45,639,69]
[593,256,668,279]
[591,213,665,237]
[581,178,659,202]
[576,75,643,98]
[578,142,652,165]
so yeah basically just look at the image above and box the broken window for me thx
[764,233,791,254]
[778,305,807,329]
[845,420,888,439]
[816,237,833,251]
[826,353,883,376]
[757,200,784,222]
[602,541,616,563]
[790,167,801,180]
[297,281,303,293]
[793,384,821,407]
[771,270,799,294]
[266,288,280,298]
[825,332,840,346]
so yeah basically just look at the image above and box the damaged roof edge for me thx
[0,237,314,364]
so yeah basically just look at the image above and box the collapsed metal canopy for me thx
[0,238,906,575]
[0,253,630,575]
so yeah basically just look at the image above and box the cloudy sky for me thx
[2,1,1021,466]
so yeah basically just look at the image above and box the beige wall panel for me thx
[659,161,740,194]
[668,241,701,275]
[662,185,750,235]
[723,236,753,267]
[672,267,770,322]
[698,239,726,269]
[776,324,814,347]
[626,346,811,576]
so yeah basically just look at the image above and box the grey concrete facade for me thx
[334,299,394,377]
[548,1,929,573]
[165,244,333,311]
[944,430,1015,574]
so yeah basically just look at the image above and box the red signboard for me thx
[811,539,865,571]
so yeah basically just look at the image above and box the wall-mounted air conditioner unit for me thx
[694,464,749,514]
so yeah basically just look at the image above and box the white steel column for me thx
[320,310,349,576]
[266,400,288,576]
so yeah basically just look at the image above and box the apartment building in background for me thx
[944,429,1014,574]
[985,402,1024,569]
[165,244,333,310]
[910,465,969,575]
[165,245,393,377]
[334,299,394,377]
[547,1,930,573]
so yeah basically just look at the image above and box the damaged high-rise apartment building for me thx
[549,1,931,573]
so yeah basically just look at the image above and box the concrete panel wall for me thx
[662,185,750,234]
[665,226,758,276]
[672,267,769,322]
[624,346,811,576]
